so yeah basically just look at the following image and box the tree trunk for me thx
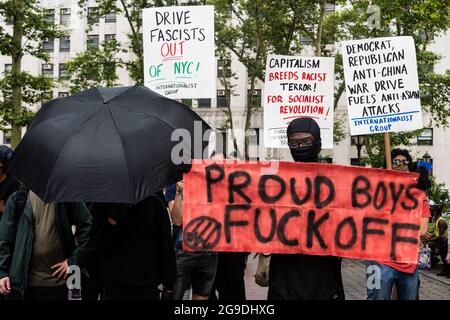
[244,76,256,160]
[334,81,345,110]
[11,0,24,149]
[225,91,239,156]
[315,0,326,57]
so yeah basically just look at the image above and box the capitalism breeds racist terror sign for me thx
[341,36,423,135]
[263,55,335,149]
[143,6,215,99]
[183,161,424,264]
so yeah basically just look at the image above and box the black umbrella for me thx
[8,86,211,204]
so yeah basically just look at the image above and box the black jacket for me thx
[89,196,176,290]
[268,253,345,300]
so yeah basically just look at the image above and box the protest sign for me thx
[143,6,215,99]
[183,161,424,264]
[263,55,335,149]
[341,36,423,135]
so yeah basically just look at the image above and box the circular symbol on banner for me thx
[183,216,222,251]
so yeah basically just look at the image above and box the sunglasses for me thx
[392,159,410,166]
[287,140,314,148]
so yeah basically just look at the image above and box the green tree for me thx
[212,0,450,161]
[0,0,63,148]
[427,177,450,212]
[69,0,449,163]
[211,0,339,159]
[76,0,183,85]
[336,0,450,167]
[65,39,124,93]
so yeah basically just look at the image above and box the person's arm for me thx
[155,197,177,295]
[168,182,183,226]
[0,195,17,279]
[0,195,17,294]
[419,198,431,237]
[67,203,93,266]
[420,217,429,236]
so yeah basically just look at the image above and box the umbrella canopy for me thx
[8,86,211,204]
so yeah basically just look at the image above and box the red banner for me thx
[182,161,424,264]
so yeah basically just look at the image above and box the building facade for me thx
[0,1,449,187]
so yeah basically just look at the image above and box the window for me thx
[248,128,260,160]
[214,129,228,155]
[325,2,336,13]
[300,26,314,45]
[421,85,433,105]
[4,64,12,74]
[216,90,229,108]
[103,62,115,75]
[58,92,69,98]
[86,71,96,81]
[6,16,14,25]
[419,31,434,41]
[197,98,211,108]
[43,38,54,52]
[44,9,55,24]
[60,8,71,25]
[88,7,99,24]
[59,64,68,79]
[217,59,231,78]
[87,35,99,49]
[3,130,11,145]
[104,34,116,42]
[41,63,54,78]
[247,89,262,108]
[59,36,70,52]
[417,128,433,146]
[105,11,117,23]
[181,99,192,108]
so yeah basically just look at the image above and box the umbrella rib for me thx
[44,131,76,202]
[105,104,136,203]
[95,86,136,104]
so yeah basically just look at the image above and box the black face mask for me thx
[289,141,321,163]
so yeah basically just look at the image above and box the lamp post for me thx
[354,135,365,166]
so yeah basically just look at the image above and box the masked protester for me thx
[267,118,345,300]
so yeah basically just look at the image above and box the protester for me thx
[422,204,449,277]
[209,150,248,301]
[0,145,20,218]
[268,117,345,300]
[365,148,431,300]
[166,154,220,300]
[89,194,176,300]
[0,190,92,300]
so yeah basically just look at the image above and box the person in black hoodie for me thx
[89,193,176,300]
[268,118,345,300]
